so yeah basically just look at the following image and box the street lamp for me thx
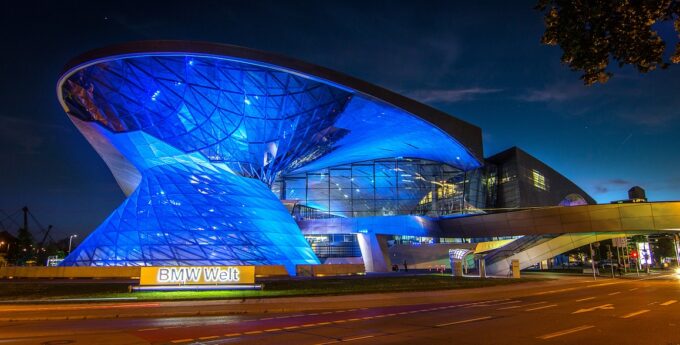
[68,234,78,253]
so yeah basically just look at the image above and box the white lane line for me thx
[621,309,650,318]
[436,316,493,327]
[466,300,520,308]
[608,292,621,296]
[629,288,639,291]
[575,297,596,302]
[572,304,614,314]
[533,287,579,295]
[661,300,677,306]
[493,300,522,306]
[537,325,594,340]
[343,335,376,342]
[525,304,558,311]
[498,301,546,310]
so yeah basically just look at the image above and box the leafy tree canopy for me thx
[537,0,680,85]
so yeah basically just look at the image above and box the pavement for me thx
[1,273,679,344]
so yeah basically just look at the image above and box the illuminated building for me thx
[57,41,595,273]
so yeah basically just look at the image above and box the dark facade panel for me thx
[486,147,596,208]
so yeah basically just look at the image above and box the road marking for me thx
[525,304,558,311]
[333,320,347,323]
[661,300,677,306]
[244,330,263,335]
[317,322,332,325]
[224,333,241,337]
[469,300,520,308]
[264,328,282,332]
[314,341,339,345]
[344,335,376,342]
[575,297,596,302]
[586,281,620,288]
[537,325,594,340]
[621,309,650,318]
[170,339,194,344]
[137,328,159,332]
[608,292,621,296]
[436,316,492,327]
[572,304,614,314]
[497,301,546,310]
[629,288,638,291]
[199,336,220,340]
[533,287,579,295]
[283,326,300,330]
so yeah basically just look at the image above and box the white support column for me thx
[357,233,391,273]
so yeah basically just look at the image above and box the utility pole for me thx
[22,206,28,234]
[674,234,680,268]
[606,244,614,278]
[589,243,597,280]
[644,234,651,274]
[68,234,78,253]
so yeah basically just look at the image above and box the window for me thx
[532,169,547,191]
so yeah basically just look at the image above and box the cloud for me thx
[0,116,69,155]
[616,111,676,128]
[593,178,632,194]
[406,88,502,104]
[594,185,608,194]
[609,178,631,185]
[517,83,590,102]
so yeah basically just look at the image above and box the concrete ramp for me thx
[485,232,633,276]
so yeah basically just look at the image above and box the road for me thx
[1,274,679,345]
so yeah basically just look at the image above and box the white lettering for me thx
[157,267,203,283]
[203,267,241,282]
[185,267,202,282]
[158,268,170,282]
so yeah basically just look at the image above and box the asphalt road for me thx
[1,274,679,345]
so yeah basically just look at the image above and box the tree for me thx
[653,237,677,259]
[537,0,680,85]
[10,225,34,265]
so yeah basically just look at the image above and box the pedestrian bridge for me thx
[298,202,680,272]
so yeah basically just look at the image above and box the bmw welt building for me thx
[57,41,680,276]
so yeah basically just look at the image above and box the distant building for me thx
[611,186,648,204]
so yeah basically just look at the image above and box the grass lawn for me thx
[0,274,545,302]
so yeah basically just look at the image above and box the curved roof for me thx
[57,41,483,183]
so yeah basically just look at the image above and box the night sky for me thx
[1,1,679,239]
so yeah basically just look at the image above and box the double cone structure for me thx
[57,41,481,274]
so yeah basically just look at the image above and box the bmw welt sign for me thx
[140,266,255,285]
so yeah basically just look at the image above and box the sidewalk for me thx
[0,275,593,322]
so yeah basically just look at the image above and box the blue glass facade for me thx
[57,45,482,273]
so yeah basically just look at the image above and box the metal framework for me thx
[56,41,482,273]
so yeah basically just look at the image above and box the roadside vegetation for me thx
[0,274,544,302]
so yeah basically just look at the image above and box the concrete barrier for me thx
[0,265,359,279]
[296,264,365,277]
[254,265,289,277]
[0,266,141,279]
[0,265,292,280]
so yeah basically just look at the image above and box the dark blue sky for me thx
[1,1,679,238]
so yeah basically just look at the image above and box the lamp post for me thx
[68,234,78,253]
[589,243,597,280]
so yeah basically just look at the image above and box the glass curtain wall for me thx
[273,158,485,219]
